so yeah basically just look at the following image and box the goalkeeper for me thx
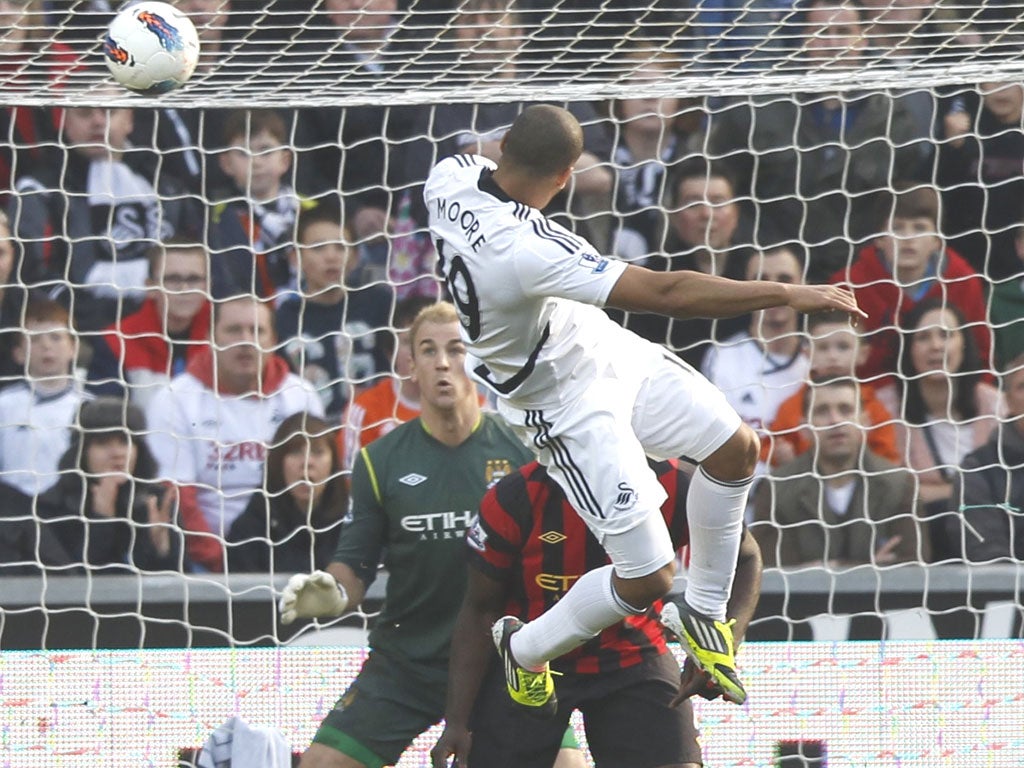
[279,302,581,768]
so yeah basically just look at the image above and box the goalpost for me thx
[1,1,1023,765]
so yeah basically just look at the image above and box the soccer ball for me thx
[103,2,200,95]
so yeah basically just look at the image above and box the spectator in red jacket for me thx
[87,239,212,409]
[829,182,992,387]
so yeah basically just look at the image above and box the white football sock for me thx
[683,465,750,621]
[509,564,638,671]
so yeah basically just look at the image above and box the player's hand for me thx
[278,571,349,625]
[671,657,726,707]
[430,724,472,768]
[787,284,867,321]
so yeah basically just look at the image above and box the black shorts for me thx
[469,651,701,768]
[312,650,446,768]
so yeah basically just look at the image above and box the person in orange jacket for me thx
[763,309,899,468]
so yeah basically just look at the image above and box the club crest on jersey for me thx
[577,251,609,274]
[485,459,514,488]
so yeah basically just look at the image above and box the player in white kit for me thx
[424,105,865,711]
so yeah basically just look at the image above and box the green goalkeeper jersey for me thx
[333,412,531,684]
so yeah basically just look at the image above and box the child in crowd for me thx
[276,200,393,420]
[208,109,302,298]
[0,299,89,496]
[701,245,809,436]
[10,97,193,331]
[830,182,991,386]
[764,309,898,467]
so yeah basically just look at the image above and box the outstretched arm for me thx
[607,264,866,321]
[430,567,506,768]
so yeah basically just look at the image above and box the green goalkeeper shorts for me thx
[312,650,445,768]
[311,650,581,767]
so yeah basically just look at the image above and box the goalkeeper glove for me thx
[279,570,349,625]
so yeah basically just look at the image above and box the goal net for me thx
[1,0,1023,764]
[5,1,1024,106]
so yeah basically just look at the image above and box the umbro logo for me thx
[399,473,428,486]
[539,531,566,544]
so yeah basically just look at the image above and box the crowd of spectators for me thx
[0,0,1023,577]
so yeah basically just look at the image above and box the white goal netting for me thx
[1,0,1023,763]
[2,1,1024,105]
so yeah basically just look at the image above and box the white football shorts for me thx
[497,339,741,575]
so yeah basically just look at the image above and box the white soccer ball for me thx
[103,2,200,95]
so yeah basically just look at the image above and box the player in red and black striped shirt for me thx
[431,459,762,768]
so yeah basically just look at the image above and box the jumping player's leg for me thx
[631,354,755,615]
[633,354,756,703]
[506,513,677,672]
[683,424,758,617]
[494,383,679,702]
[494,350,753,709]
